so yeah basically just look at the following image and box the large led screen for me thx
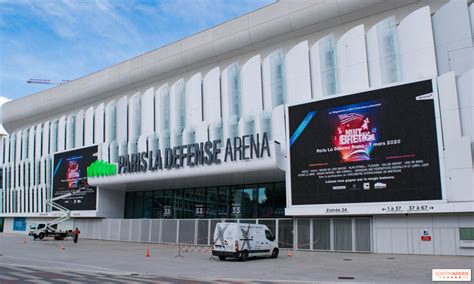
[53,145,98,210]
[289,80,442,205]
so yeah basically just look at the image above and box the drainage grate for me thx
[130,273,140,276]
[386,257,396,259]
[338,276,355,280]
[343,259,352,261]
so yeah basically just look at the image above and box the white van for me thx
[212,222,279,261]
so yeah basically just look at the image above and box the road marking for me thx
[0,274,17,280]
[0,261,133,275]
[9,271,42,280]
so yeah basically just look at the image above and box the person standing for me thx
[73,227,80,243]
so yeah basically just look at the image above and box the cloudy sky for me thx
[0,0,273,100]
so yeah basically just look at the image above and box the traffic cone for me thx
[61,243,65,251]
[287,250,292,257]
[146,246,150,257]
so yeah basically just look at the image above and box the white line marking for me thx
[0,259,130,274]
[0,274,17,280]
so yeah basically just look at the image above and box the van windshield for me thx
[265,230,274,241]
[30,224,37,230]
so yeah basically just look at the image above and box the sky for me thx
[0,0,273,101]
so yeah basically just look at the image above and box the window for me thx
[194,187,207,218]
[218,186,230,218]
[227,63,241,119]
[460,228,474,240]
[143,191,153,219]
[230,185,243,218]
[162,190,174,218]
[122,182,286,220]
[258,183,274,218]
[265,230,274,241]
[178,188,195,219]
[151,191,163,218]
[242,185,257,218]
[274,182,286,217]
[159,85,170,132]
[376,16,401,84]
[176,80,186,132]
[269,49,286,108]
[319,34,338,96]
[129,95,141,143]
[206,187,218,218]
[227,62,241,138]
[174,189,184,218]
[133,192,143,219]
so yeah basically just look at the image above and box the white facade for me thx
[0,0,472,256]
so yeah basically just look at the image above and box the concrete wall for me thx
[373,213,474,256]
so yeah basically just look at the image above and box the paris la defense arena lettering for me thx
[118,132,271,174]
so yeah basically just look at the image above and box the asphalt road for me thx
[0,233,472,283]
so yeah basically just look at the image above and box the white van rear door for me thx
[213,223,230,251]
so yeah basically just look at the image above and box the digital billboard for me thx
[288,80,442,205]
[53,145,98,210]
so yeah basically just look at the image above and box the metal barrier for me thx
[72,217,372,253]
[73,218,293,247]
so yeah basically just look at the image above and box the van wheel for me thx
[240,250,249,261]
[33,235,38,240]
[218,256,226,261]
[38,233,45,240]
[271,248,279,258]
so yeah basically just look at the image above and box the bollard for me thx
[61,243,65,251]
[287,250,292,257]
[23,237,26,244]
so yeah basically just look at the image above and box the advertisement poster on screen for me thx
[53,145,98,211]
[288,79,442,206]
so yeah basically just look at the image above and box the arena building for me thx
[0,0,473,256]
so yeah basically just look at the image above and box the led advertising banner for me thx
[289,80,442,205]
[53,145,98,210]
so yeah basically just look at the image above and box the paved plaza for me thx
[0,233,472,283]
